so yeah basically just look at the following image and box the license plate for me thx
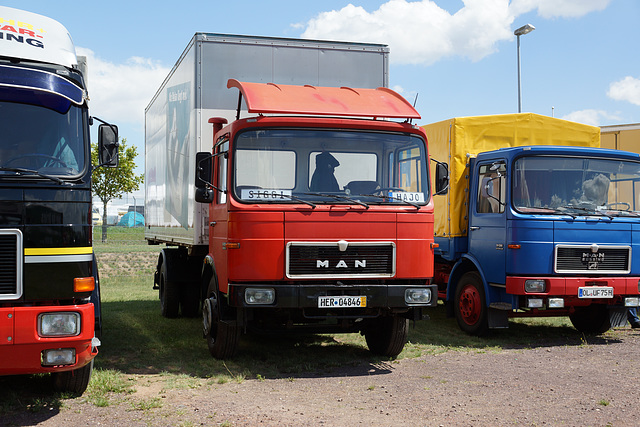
[318,295,366,308]
[578,287,614,298]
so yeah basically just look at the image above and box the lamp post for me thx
[514,23,535,113]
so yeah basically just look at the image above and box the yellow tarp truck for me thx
[424,113,640,336]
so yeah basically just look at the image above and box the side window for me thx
[477,163,506,214]
[216,140,229,204]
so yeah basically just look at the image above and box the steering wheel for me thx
[375,187,404,193]
[605,202,631,211]
[3,154,68,168]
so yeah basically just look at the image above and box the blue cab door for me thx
[468,162,507,286]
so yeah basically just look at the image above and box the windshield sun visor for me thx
[0,65,85,113]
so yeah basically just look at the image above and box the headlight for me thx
[625,297,640,307]
[38,312,81,337]
[405,288,432,304]
[524,279,546,293]
[245,288,275,305]
[42,348,76,366]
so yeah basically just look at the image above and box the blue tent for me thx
[117,211,144,227]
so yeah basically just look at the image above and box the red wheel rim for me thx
[459,284,481,326]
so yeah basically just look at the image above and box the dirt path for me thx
[4,328,639,426]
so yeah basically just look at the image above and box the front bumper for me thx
[0,304,98,376]
[228,282,438,309]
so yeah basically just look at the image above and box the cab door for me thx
[468,161,507,286]
[209,139,230,293]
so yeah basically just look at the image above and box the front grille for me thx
[0,229,22,299]
[287,242,395,278]
[555,245,630,274]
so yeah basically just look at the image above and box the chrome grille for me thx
[0,229,22,299]
[555,245,630,274]
[286,242,395,278]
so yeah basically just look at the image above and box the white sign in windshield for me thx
[241,189,292,200]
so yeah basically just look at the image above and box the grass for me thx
[0,228,617,416]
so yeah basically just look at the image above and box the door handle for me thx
[470,226,480,231]
[210,221,217,227]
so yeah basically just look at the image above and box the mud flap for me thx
[608,306,629,328]
[488,307,509,329]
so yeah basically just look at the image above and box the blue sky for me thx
[3,0,639,203]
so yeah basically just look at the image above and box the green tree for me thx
[91,138,144,242]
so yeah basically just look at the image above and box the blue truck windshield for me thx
[233,128,429,206]
[0,100,85,177]
[513,156,640,216]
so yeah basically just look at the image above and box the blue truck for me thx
[425,113,640,335]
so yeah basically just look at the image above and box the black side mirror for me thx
[195,152,212,189]
[98,124,119,167]
[195,152,214,203]
[434,161,449,195]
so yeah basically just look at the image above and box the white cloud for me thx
[509,0,611,19]
[302,0,514,65]
[77,47,170,127]
[301,0,611,66]
[561,109,620,127]
[608,76,640,106]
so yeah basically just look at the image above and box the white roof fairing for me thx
[0,6,77,68]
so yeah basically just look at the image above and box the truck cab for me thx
[440,145,640,334]
[189,81,440,358]
[0,6,117,394]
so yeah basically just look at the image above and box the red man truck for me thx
[145,34,446,358]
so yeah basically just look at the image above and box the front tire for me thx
[569,305,611,334]
[52,359,93,395]
[364,315,408,358]
[454,272,489,336]
[202,279,240,359]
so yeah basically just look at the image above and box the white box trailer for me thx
[145,33,390,249]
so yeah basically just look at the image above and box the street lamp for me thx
[514,23,535,113]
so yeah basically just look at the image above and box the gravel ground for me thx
[3,327,639,426]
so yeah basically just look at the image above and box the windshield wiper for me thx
[0,167,66,185]
[559,205,613,219]
[303,192,369,209]
[360,193,422,209]
[276,193,316,208]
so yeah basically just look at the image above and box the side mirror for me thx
[195,187,214,204]
[98,124,119,167]
[195,152,214,203]
[434,162,449,195]
[195,152,212,189]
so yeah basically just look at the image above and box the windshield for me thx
[0,100,85,177]
[232,128,429,206]
[513,156,640,216]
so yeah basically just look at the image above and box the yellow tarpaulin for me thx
[423,113,600,238]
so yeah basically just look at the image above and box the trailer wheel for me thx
[52,359,93,395]
[454,272,489,336]
[364,315,408,358]
[159,259,180,318]
[202,281,240,359]
[569,305,611,334]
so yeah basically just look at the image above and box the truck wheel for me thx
[364,315,408,358]
[202,284,240,359]
[454,272,489,336]
[159,260,180,318]
[569,305,611,334]
[52,359,93,395]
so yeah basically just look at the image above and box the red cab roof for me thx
[227,79,420,120]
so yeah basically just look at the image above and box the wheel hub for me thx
[459,285,481,325]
